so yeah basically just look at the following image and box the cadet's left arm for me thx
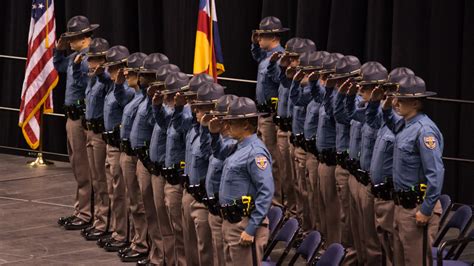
[245,151,275,236]
[345,94,366,123]
[418,127,444,216]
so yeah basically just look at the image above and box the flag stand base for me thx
[27,152,54,167]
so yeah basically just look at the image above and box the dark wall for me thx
[1,0,473,204]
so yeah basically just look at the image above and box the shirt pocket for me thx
[380,134,395,153]
[397,140,420,172]
[225,161,249,198]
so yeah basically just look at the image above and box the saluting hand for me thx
[251,31,259,44]
[307,71,319,82]
[338,79,352,94]
[269,52,281,63]
[56,37,69,51]
[115,69,125,85]
[200,114,214,127]
[208,117,223,133]
[293,69,305,82]
[174,92,186,107]
[279,54,291,67]
[74,53,84,64]
[370,87,384,102]
[93,66,104,76]
[381,96,394,110]
[285,67,297,79]
[239,231,255,246]
[152,91,163,106]
[347,83,359,96]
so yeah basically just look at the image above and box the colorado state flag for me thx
[193,0,224,80]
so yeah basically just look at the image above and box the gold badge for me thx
[255,156,268,170]
[424,136,437,150]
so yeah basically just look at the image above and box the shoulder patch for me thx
[423,136,437,150]
[255,155,268,170]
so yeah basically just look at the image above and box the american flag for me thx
[18,0,58,149]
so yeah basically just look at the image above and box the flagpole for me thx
[28,103,54,167]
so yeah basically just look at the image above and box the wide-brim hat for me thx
[254,16,290,34]
[327,69,361,81]
[390,76,437,98]
[358,79,387,86]
[122,52,147,72]
[221,97,267,120]
[61,16,99,39]
[102,57,127,68]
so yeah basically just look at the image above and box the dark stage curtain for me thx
[0,0,473,204]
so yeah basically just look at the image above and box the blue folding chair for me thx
[268,205,284,239]
[288,231,322,265]
[439,194,453,229]
[432,204,472,259]
[262,217,299,264]
[316,243,346,266]
[436,229,474,266]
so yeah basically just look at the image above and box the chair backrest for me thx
[434,204,472,247]
[268,205,284,235]
[453,228,474,260]
[439,194,452,228]
[263,218,299,261]
[316,243,345,266]
[288,231,322,265]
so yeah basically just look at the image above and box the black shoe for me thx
[84,229,109,241]
[137,258,154,266]
[118,246,132,256]
[120,250,148,263]
[96,234,113,248]
[57,215,76,226]
[80,225,95,237]
[103,239,129,252]
[63,217,91,230]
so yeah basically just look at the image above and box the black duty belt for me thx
[134,146,156,175]
[273,116,292,132]
[85,118,105,134]
[203,194,221,217]
[354,169,371,186]
[291,133,306,150]
[305,138,319,157]
[346,158,361,177]
[161,162,186,186]
[336,151,349,169]
[102,126,121,148]
[317,148,337,166]
[186,179,207,203]
[120,139,135,156]
[64,104,85,121]
[220,196,255,224]
[393,184,427,209]
[371,178,394,201]
[256,98,278,116]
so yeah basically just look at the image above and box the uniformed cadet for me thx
[219,97,275,265]
[317,55,362,246]
[81,38,111,241]
[334,57,367,264]
[367,67,415,265]
[187,83,226,266]
[147,64,182,265]
[54,15,97,230]
[384,75,444,266]
[204,94,238,266]
[128,52,170,264]
[295,51,329,231]
[268,37,314,213]
[251,16,287,204]
[289,50,320,231]
[267,37,301,214]
[116,52,148,257]
[355,62,389,265]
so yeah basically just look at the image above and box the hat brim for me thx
[122,67,140,72]
[300,66,323,71]
[357,79,387,86]
[102,58,128,67]
[327,70,361,81]
[61,24,100,39]
[254,28,290,34]
[86,51,107,58]
[392,91,437,98]
[208,110,227,116]
[221,113,266,120]
[190,100,218,107]
[314,69,336,75]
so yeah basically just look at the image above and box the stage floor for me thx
[0,153,472,265]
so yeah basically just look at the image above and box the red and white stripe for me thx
[18,1,58,149]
